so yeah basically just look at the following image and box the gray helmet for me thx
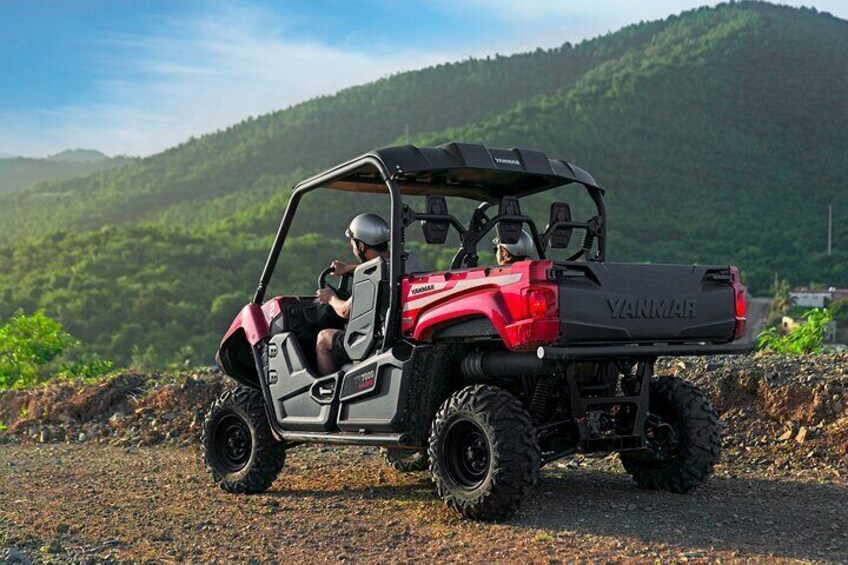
[345,213,390,246]
[493,229,534,258]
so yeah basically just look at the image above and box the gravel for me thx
[0,444,845,564]
[1,354,846,562]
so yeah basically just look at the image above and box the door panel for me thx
[336,349,413,433]
[266,332,338,431]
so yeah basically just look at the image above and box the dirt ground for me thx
[1,443,845,565]
[1,353,847,563]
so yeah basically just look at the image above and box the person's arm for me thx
[330,296,352,319]
[330,260,355,276]
[316,288,352,319]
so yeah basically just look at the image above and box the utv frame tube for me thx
[249,154,407,443]
[253,155,403,352]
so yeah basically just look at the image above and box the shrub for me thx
[56,353,115,382]
[0,311,114,389]
[757,308,833,355]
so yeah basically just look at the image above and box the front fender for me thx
[217,302,274,389]
[221,303,271,347]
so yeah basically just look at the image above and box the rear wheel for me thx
[620,376,720,493]
[429,385,540,520]
[202,387,286,493]
[381,448,428,472]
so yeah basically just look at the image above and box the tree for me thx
[770,278,795,316]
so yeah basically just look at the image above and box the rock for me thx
[0,547,31,564]
[795,426,808,443]
[42,539,63,554]
[39,430,48,444]
[778,428,794,441]
[78,432,87,443]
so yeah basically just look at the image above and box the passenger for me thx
[493,229,535,265]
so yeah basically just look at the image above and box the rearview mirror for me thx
[546,202,573,248]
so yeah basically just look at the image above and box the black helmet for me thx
[345,213,390,246]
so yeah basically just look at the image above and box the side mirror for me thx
[421,195,450,244]
[496,197,523,244]
[546,202,573,248]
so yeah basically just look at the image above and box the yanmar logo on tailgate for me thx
[608,298,696,319]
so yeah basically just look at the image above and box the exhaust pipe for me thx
[460,351,552,378]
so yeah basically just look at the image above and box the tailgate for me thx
[552,262,736,344]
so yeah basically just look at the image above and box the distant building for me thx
[789,287,848,308]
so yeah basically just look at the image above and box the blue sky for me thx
[1,1,844,157]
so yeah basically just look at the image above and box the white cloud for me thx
[5,3,456,157]
[4,0,844,157]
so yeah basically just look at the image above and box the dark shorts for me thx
[331,329,352,367]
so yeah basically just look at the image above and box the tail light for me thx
[527,287,555,319]
[730,267,746,340]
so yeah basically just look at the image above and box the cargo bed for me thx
[549,262,743,346]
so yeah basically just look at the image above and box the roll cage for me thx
[253,142,607,353]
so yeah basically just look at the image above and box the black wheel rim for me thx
[443,419,491,490]
[213,413,252,472]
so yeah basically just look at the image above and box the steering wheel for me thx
[318,267,352,301]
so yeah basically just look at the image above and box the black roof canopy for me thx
[294,142,603,201]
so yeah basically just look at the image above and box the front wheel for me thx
[201,387,286,493]
[428,385,540,520]
[620,376,721,493]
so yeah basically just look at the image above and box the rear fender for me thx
[412,290,512,343]
[404,261,559,351]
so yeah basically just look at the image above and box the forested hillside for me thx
[1,2,845,367]
[0,150,130,194]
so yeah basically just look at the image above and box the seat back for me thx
[343,256,387,362]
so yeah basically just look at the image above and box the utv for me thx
[204,142,752,520]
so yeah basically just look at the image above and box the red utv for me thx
[203,143,752,520]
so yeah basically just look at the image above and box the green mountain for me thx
[0,2,845,367]
[47,149,111,163]
[0,150,131,194]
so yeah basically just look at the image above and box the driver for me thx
[493,229,534,265]
[314,213,393,375]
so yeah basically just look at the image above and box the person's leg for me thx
[316,328,339,375]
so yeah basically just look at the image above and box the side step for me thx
[280,431,416,448]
